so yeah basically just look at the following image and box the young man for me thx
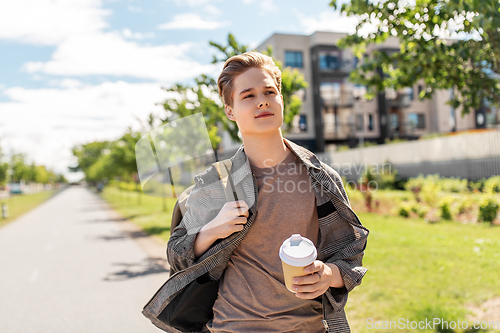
[166,52,369,333]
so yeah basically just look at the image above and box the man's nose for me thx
[258,98,269,108]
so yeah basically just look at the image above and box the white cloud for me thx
[48,79,84,89]
[126,5,143,13]
[21,32,218,82]
[122,28,155,40]
[204,4,222,17]
[0,0,110,45]
[296,11,358,35]
[158,13,230,30]
[166,0,213,7]
[0,81,175,180]
[242,0,253,4]
[259,0,278,14]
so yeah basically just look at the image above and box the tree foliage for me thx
[330,0,500,114]
[71,129,141,183]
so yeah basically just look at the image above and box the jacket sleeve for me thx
[319,162,369,312]
[166,179,216,273]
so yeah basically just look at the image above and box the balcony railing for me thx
[386,88,412,108]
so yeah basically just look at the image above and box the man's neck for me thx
[241,131,289,168]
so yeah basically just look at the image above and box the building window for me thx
[408,113,426,129]
[319,50,340,70]
[368,114,374,131]
[295,88,306,101]
[355,114,364,131]
[285,51,303,68]
[299,114,307,132]
[408,87,414,101]
[418,85,424,100]
[320,82,341,105]
[354,84,367,101]
[390,113,399,132]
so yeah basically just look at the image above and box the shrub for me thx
[484,175,500,194]
[439,198,453,220]
[404,174,442,205]
[359,163,400,191]
[457,196,474,214]
[398,202,413,218]
[412,204,430,218]
[468,178,486,192]
[478,195,500,224]
[438,177,468,193]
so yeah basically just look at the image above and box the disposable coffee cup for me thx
[279,234,317,293]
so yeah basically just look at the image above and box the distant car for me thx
[9,183,23,194]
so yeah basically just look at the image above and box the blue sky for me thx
[0,0,355,181]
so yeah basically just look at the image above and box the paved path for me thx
[0,186,170,333]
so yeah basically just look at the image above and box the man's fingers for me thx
[293,273,321,285]
[233,200,249,216]
[304,260,322,274]
[238,210,250,218]
[294,283,320,293]
[233,216,248,224]
[296,290,322,299]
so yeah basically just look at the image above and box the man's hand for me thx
[201,200,249,239]
[291,261,345,299]
[194,200,249,258]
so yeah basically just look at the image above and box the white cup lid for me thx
[279,234,317,267]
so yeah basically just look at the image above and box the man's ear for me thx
[225,105,235,121]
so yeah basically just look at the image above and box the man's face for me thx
[225,67,284,137]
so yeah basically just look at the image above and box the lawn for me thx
[101,186,500,333]
[346,212,500,333]
[0,189,61,228]
[100,186,177,242]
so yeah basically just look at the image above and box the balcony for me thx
[319,59,352,76]
[320,83,354,108]
[386,88,412,108]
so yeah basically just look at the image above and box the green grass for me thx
[0,189,60,228]
[101,187,500,332]
[100,186,177,242]
[346,212,500,333]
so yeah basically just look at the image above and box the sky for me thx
[0,0,357,182]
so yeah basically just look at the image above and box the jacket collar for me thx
[229,138,322,186]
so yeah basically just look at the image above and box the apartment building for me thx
[255,31,500,153]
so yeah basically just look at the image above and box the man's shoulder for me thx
[319,161,342,180]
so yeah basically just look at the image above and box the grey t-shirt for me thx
[209,150,325,333]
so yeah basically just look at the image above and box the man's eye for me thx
[266,91,275,94]
[244,94,253,99]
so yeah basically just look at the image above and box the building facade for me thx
[256,31,500,153]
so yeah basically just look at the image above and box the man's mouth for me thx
[255,112,274,118]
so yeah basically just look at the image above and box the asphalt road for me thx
[0,186,171,333]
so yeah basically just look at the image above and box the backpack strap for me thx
[171,159,236,234]
[213,159,238,202]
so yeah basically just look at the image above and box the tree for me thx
[0,145,9,186]
[330,0,500,115]
[107,129,142,180]
[162,78,238,149]
[11,154,29,183]
[70,141,111,176]
[161,33,308,150]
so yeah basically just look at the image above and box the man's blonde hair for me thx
[217,51,282,107]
